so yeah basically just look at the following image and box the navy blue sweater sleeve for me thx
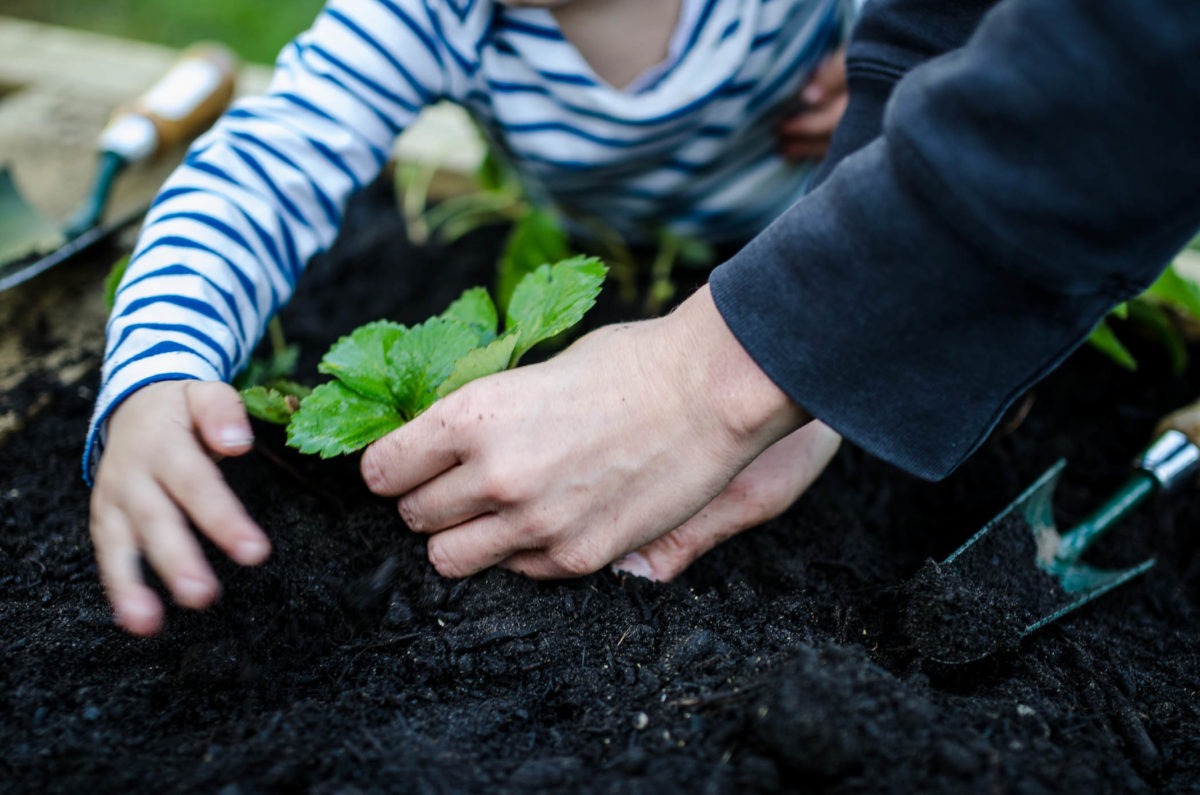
[710,0,1200,480]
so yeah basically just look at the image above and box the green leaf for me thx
[240,385,298,425]
[233,345,300,390]
[497,209,569,312]
[476,147,509,193]
[441,287,498,345]
[1087,319,1137,371]
[506,256,607,363]
[386,317,484,417]
[318,320,407,403]
[268,379,312,399]
[1145,264,1200,322]
[437,332,520,398]
[670,232,716,269]
[104,255,130,311]
[287,381,403,458]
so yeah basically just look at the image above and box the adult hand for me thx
[612,420,841,581]
[89,381,270,635]
[776,46,848,161]
[361,286,809,580]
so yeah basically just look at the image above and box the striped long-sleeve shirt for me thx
[86,0,853,480]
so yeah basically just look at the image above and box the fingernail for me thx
[176,575,214,605]
[235,537,269,565]
[802,84,824,104]
[220,427,255,448]
[115,596,156,626]
[612,552,655,580]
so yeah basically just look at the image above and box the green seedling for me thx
[232,317,301,390]
[395,140,707,317]
[242,256,606,458]
[496,208,570,314]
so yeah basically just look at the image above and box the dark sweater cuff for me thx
[709,141,1113,480]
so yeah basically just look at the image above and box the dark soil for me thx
[903,511,1070,666]
[3,179,1200,793]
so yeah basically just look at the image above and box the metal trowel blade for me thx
[0,165,65,266]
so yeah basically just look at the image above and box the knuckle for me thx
[396,498,427,532]
[426,539,467,579]
[360,448,389,493]
[727,476,784,525]
[547,543,601,578]
[477,463,519,506]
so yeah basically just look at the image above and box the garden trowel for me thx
[911,402,1200,666]
[0,42,238,292]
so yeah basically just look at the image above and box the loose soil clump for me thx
[2,181,1199,793]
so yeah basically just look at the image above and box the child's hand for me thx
[610,421,841,581]
[776,47,848,161]
[90,381,270,636]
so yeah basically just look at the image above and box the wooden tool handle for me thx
[98,43,239,163]
[1154,398,1200,448]
[1142,399,1200,490]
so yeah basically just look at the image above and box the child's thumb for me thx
[186,381,255,457]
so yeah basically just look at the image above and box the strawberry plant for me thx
[395,141,711,317]
[241,255,606,457]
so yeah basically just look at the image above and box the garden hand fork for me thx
[933,402,1200,664]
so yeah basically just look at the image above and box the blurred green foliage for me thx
[0,0,325,64]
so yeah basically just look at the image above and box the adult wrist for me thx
[661,285,809,453]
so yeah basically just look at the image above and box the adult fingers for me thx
[361,398,462,497]
[424,514,543,579]
[498,544,617,581]
[187,381,255,457]
[157,447,270,566]
[615,422,843,581]
[90,495,164,635]
[394,462,494,534]
[612,506,741,583]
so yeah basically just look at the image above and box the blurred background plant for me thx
[0,0,324,64]
[1089,234,1200,374]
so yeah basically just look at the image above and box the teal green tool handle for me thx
[1057,429,1200,563]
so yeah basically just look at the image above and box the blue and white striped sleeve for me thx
[85,0,454,482]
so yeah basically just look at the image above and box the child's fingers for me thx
[124,484,222,610]
[186,381,255,456]
[801,46,847,105]
[777,93,849,138]
[90,497,165,635]
[157,448,270,566]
